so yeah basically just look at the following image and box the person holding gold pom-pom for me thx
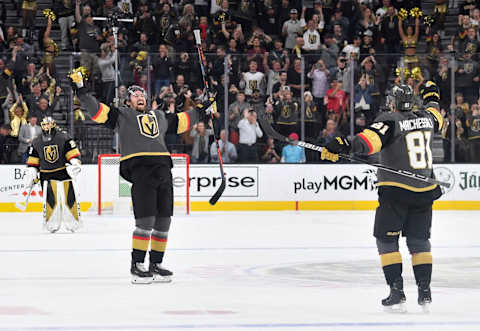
[40,9,59,75]
[398,7,421,70]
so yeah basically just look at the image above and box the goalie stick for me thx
[193,29,226,205]
[15,183,36,211]
[256,115,451,189]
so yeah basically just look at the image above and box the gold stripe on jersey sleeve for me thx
[120,152,171,162]
[40,166,67,173]
[65,148,81,161]
[177,112,191,134]
[361,129,382,153]
[381,252,402,267]
[412,252,432,266]
[27,156,40,166]
[378,181,437,192]
[426,106,444,130]
[91,103,111,124]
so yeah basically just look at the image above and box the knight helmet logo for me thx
[44,145,59,163]
[137,113,159,138]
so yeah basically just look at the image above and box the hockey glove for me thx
[66,158,82,179]
[420,81,440,104]
[196,97,217,116]
[24,167,39,189]
[321,137,351,162]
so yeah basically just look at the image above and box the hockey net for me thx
[97,153,190,215]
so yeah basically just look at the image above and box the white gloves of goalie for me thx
[66,158,82,179]
[24,167,38,190]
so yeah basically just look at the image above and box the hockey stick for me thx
[15,184,35,211]
[257,114,451,188]
[193,29,226,205]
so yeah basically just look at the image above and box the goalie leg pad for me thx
[43,180,62,233]
[62,180,82,232]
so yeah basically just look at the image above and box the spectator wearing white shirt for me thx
[282,9,303,50]
[242,61,265,96]
[238,109,263,163]
[342,36,361,61]
[210,129,237,164]
[303,19,322,53]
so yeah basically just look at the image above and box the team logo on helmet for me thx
[44,145,59,163]
[137,113,159,138]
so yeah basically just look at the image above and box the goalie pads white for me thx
[42,180,82,233]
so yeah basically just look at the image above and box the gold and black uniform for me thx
[27,130,81,182]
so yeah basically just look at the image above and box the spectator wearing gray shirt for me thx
[190,121,213,164]
[97,45,117,105]
[210,129,237,164]
[282,9,303,50]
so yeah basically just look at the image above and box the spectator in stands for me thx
[75,1,103,82]
[25,81,43,117]
[132,33,151,53]
[325,77,347,124]
[211,46,228,82]
[8,94,28,138]
[55,0,75,51]
[247,37,267,73]
[212,0,234,46]
[304,91,322,139]
[380,5,400,69]
[237,108,263,163]
[467,103,480,162]
[333,24,347,50]
[320,33,340,71]
[354,74,374,122]
[268,39,290,72]
[317,118,340,147]
[303,19,322,54]
[291,37,306,61]
[308,59,329,108]
[228,91,250,144]
[176,52,199,91]
[2,88,17,125]
[11,36,33,94]
[152,44,174,97]
[282,8,303,50]
[425,29,443,76]
[274,88,299,136]
[342,35,361,61]
[455,49,480,104]
[331,8,349,34]
[0,124,17,164]
[261,136,281,163]
[97,0,122,17]
[210,129,237,164]
[190,121,213,164]
[458,27,480,60]
[137,2,157,43]
[260,5,281,38]
[272,71,289,100]
[247,27,273,50]
[117,0,133,16]
[17,114,40,163]
[287,58,309,99]
[98,43,117,106]
[265,60,283,97]
[281,132,306,163]
[242,61,265,97]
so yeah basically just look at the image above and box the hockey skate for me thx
[417,280,432,313]
[149,263,173,283]
[382,278,407,313]
[131,262,153,284]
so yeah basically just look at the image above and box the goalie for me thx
[25,117,82,233]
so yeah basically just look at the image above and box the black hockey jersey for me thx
[27,130,81,181]
[351,104,444,192]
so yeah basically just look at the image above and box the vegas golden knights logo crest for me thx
[137,114,159,138]
[44,145,59,164]
[249,80,258,91]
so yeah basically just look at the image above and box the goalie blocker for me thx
[26,117,82,233]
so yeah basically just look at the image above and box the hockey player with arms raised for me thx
[25,117,82,233]
[69,67,216,284]
[321,81,444,312]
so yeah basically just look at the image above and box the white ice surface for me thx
[0,210,479,331]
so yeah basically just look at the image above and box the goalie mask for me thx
[127,85,146,99]
[40,116,57,141]
[127,85,147,111]
[392,84,414,111]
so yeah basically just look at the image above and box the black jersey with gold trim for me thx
[27,130,81,180]
[77,89,203,164]
[351,105,444,192]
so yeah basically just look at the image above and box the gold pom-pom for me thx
[398,8,408,21]
[136,51,147,61]
[42,8,56,21]
[410,7,422,18]
[424,15,434,26]
[396,67,411,79]
[411,66,422,80]
[68,66,89,83]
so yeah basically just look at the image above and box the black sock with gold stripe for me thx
[132,228,151,263]
[412,252,432,285]
[150,230,168,264]
[380,252,403,285]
